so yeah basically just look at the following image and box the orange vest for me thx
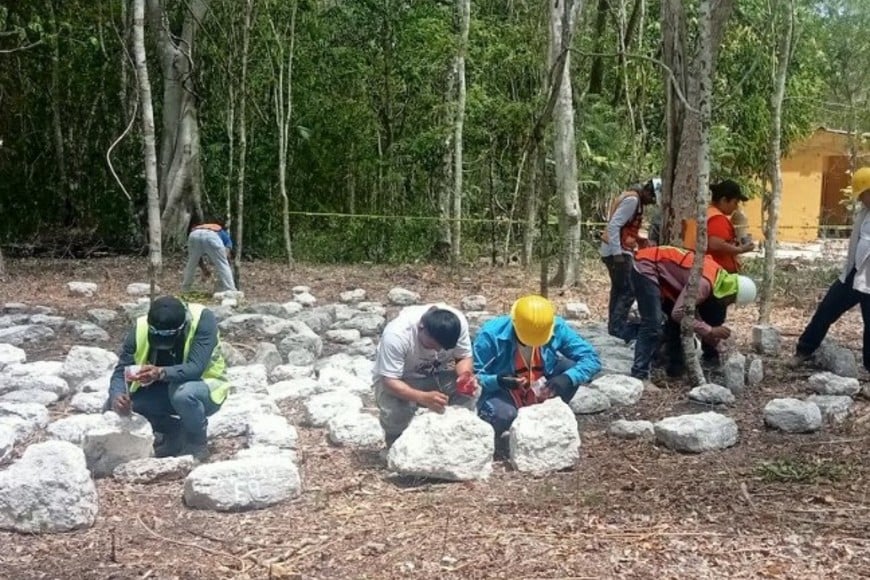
[194,223,223,232]
[510,346,544,408]
[601,191,643,251]
[682,207,739,273]
[634,246,722,302]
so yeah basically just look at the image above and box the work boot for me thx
[786,352,813,369]
[180,431,210,462]
[493,433,510,461]
[154,430,185,458]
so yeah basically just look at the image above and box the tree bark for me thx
[271,1,297,266]
[451,0,470,265]
[759,0,795,323]
[233,0,254,286]
[549,0,582,287]
[47,1,69,223]
[587,0,609,95]
[132,0,162,286]
[439,62,457,259]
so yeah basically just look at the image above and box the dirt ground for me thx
[1,256,869,579]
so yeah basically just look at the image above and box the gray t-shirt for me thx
[373,304,472,381]
[600,194,640,258]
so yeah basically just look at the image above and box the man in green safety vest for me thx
[105,296,230,460]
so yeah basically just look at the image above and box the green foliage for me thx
[755,457,853,484]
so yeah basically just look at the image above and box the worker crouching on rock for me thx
[474,295,601,445]
[105,296,230,461]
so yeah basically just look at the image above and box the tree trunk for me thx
[549,0,582,287]
[679,0,715,387]
[759,0,795,323]
[522,148,544,268]
[438,62,456,259]
[0,245,6,279]
[47,1,69,223]
[272,1,297,266]
[146,0,209,246]
[225,85,235,230]
[132,0,162,287]
[451,0,470,266]
[587,0,609,95]
[233,0,254,286]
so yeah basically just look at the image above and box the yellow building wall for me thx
[743,129,870,243]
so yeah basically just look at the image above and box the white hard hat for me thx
[736,275,757,306]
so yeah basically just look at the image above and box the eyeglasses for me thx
[148,322,184,337]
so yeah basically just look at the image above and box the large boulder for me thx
[763,398,822,433]
[303,391,364,427]
[183,456,302,512]
[0,324,54,346]
[654,412,738,453]
[29,314,66,328]
[388,287,420,306]
[70,322,110,342]
[332,313,386,337]
[0,389,60,406]
[70,391,106,413]
[220,342,248,367]
[752,325,781,356]
[293,307,335,334]
[251,342,282,373]
[806,395,853,424]
[61,346,118,390]
[292,292,317,307]
[589,374,643,406]
[563,303,591,320]
[47,414,109,445]
[81,412,154,477]
[324,329,361,345]
[208,394,280,439]
[0,344,26,370]
[0,374,69,398]
[0,441,99,533]
[509,399,580,475]
[219,314,300,338]
[276,322,323,362]
[246,414,298,449]
[87,308,118,326]
[688,384,736,406]
[814,342,857,378]
[568,387,611,414]
[327,412,385,447]
[3,360,63,378]
[388,407,494,481]
[267,378,328,402]
[226,364,269,395]
[114,456,196,484]
[0,401,50,442]
[808,372,861,397]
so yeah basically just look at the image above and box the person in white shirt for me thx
[373,305,478,444]
[790,167,870,369]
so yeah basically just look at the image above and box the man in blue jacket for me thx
[474,295,601,440]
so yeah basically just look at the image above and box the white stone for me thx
[113,456,196,483]
[295,307,335,334]
[388,287,420,306]
[269,364,315,383]
[71,322,110,342]
[327,412,384,447]
[509,399,580,475]
[2,360,63,378]
[67,281,98,297]
[589,374,643,406]
[315,354,374,380]
[0,374,69,398]
[293,292,317,307]
[388,407,494,481]
[317,367,371,395]
[226,364,269,395]
[251,342,282,373]
[0,389,59,406]
[747,355,763,387]
[303,391,364,427]
[234,446,297,462]
[764,398,822,433]
[654,412,739,453]
[325,329,361,344]
[688,384,736,405]
[280,301,304,316]
[277,323,323,361]
[357,301,386,315]
[345,338,377,358]
[814,342,858,378]
[126,283,154,296]
[220,342,248,367]
[460,295,487,311]
[340,289,367,303]
[333,313,386,337]
[120,301,150,321]
[0,344,26,370]
[247,414,298,449]
[214,290,245,302]
[245,302,302,318]
[61,346,118,390]
[29,314,66,328]
[47,414,108,445]
[0,424,14,461]
[183,456,302,512]
[219,314,300,337]
[267,378,328,402]
[806,395,853,424]
[808,372,861,396]
[70,391,106,413]
[87,308,117,326]
[208,394,280,439]
[564,302,591,320]
[0,401,50,440]
[721,353,746,394]
[82,412,154,477]
[0,441,99,533]
[0,324,54,346]
[607,420,655,440]
[80,373,111,393]
[292,286,311,294]
[752,325,781,356]
[568,387,611,414]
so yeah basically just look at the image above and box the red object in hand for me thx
[456,372,476,396]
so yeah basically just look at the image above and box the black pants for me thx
[603,255,639,342]
[697,298,727,360]
[797,269,870,371]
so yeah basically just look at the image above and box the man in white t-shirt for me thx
[374,304,478,444]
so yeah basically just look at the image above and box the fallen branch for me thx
[136,514,247,565]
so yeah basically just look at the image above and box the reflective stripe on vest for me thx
[510,346,544,408]
[131,303,230,404]
[601,191,643,251]
[634,246,722,301]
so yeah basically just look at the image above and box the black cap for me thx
[711,179,749,202]
[147,296,187,350]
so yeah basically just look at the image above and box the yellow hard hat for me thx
[510,295,556,347]
[853,167,870,198]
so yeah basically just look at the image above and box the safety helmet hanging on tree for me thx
[510,295,556,347]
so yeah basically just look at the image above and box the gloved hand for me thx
[497,375,528,390]
[545,374,573,396]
